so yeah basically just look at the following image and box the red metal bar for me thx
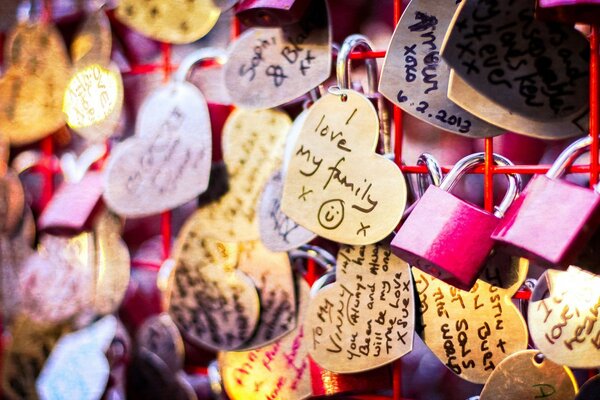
[400,164,592,174]
[590,25,599,186]
[392,1,404,399]
[483,138,494,212]
[160,43,173,259]
[348,50,387,60]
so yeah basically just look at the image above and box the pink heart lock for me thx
[492,136,600,268]
[235,0,312,27]
[392,152,522,291]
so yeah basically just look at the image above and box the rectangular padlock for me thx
[392,153,520,290]
[235,0,311,27]
[492,137,600,268]
[38,171,104,234]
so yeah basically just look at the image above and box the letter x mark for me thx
[299,186,313,201]
[357,222,371,237]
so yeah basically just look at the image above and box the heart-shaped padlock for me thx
[282,34,407,245]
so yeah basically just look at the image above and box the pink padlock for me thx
[492,136,600,268]
[392,153,521,290]
[235,0,311,27]
[536,0,600,24]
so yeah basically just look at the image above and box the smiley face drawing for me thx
[318,199,344,230]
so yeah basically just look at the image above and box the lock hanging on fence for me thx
[492,136,600,268]
[391,152,521,290]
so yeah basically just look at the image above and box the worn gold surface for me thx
[480,350,578,400]
[414,255,529,384]
[307,242,414,373]
[282,90,406,245]
[115,0,220,44]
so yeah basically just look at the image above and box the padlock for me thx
[536,0,600,24]
[492,136,600,268]
[392,152,521,290]
[235,0,311,27]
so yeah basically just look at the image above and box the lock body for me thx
[492,175,600,267]
[392,186,500,290]
[536,0,600,23]
[235,0,310,27]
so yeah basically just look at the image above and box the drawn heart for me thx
[190,108,291,242]
[442,0,589,137]
[103,81,212,217]
[413,253,529,383]
[282,89,406,245]
[115,0,220,44]
[258,170,316,252]
[0,22,71,145]
[306,242,414,373]
[165,221,261,351]
[528,266,600,368]
[224,0,331,109]
[36,316,117,400]
[236,241,297,349]
[220,277,312,400]
[379,0,502,138]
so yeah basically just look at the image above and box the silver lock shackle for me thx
[416,153,443,197]
[440,152,522,218]
[288,244,336,274]
[336,34,378,96]
[173,48,228,83]
[546,136,592,179]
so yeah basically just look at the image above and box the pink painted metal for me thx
[392,153,520,291]
[492,137,600,268]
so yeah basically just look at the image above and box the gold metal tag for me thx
[281,89,406,245]
[192,108,291,242]
[92,211,130,316]
[480,350,578,400]
[448,70,588,139]
[258,170,316,252]
[0,22,70,145]
[379,0,502,138]
[236,241,298,349]
[414,254,529,383]
[103,81,212,217]
[529,266,600,368]
[115,0,220,44]
[165,223,261,351]
[137,313,185,373]
[306,242,414,373]
[442,0,589,139]
[220,277,312,400]
[224,0,331,109]
[71,9,112,67]
[19,233,95,323]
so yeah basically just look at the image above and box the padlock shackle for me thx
[440,152,522,218]
[173,48,228,83]
[416,153,443,197]
[288,244,336,273]
[546,136,592,179]
[336,34,378,96]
